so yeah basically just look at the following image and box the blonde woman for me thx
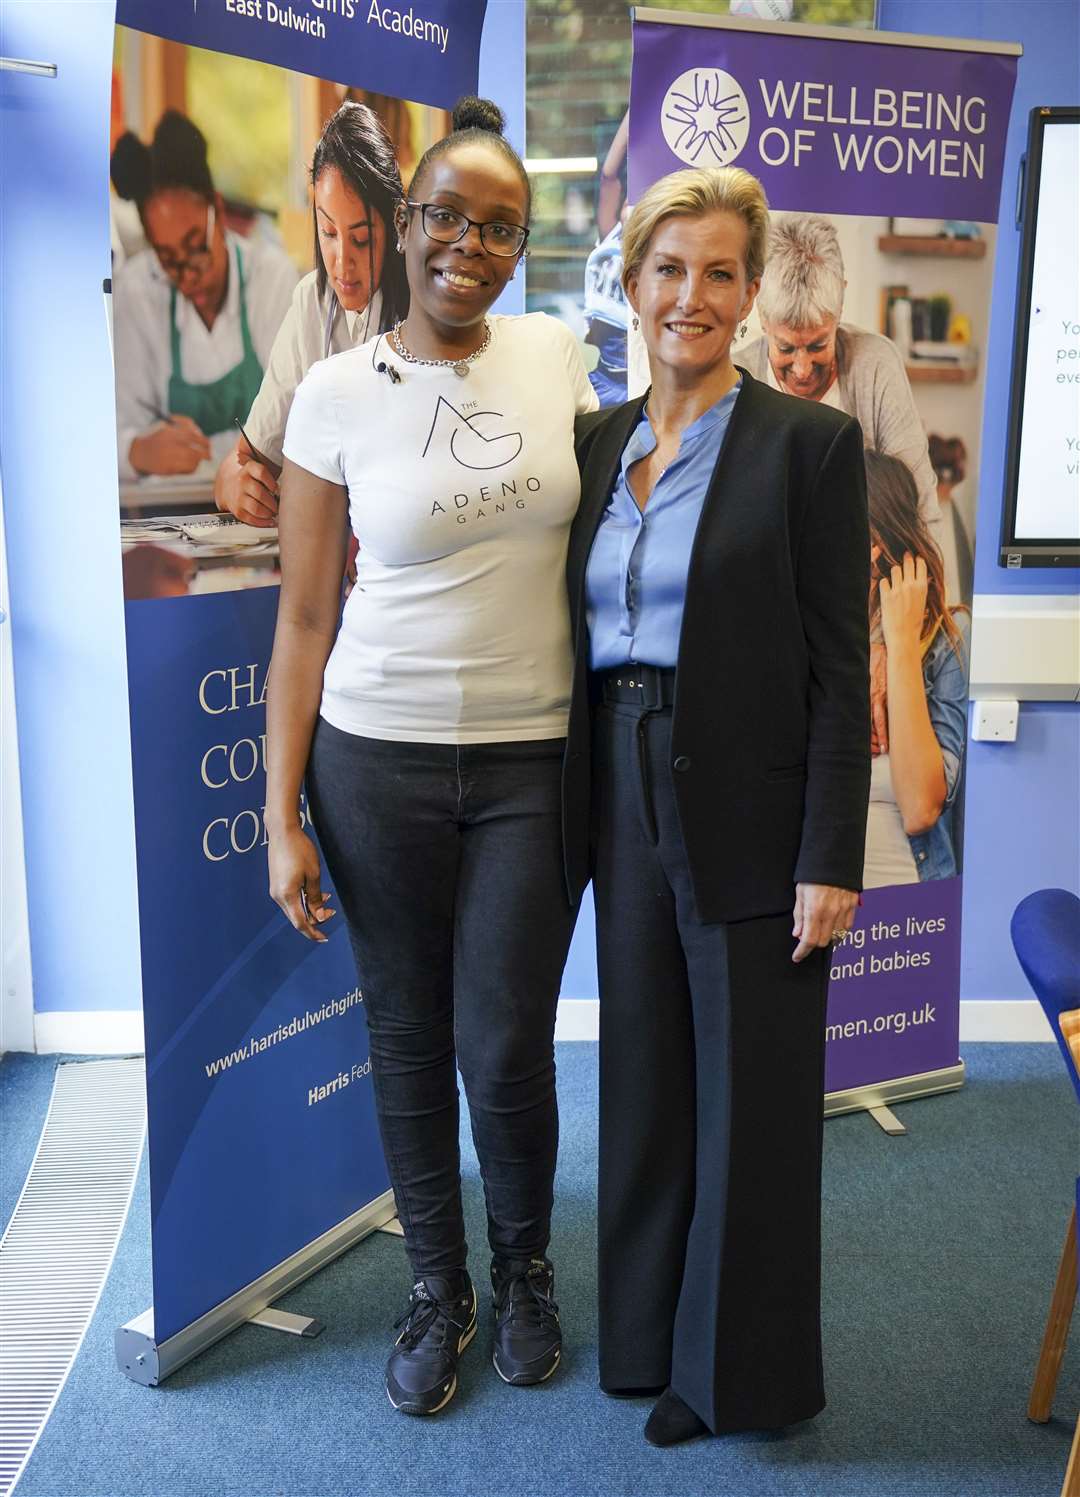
[564,167,870,1445]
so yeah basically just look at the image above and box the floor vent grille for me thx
[0,1057,145,1496]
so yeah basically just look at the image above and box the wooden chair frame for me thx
[1029,1005,1080,1497]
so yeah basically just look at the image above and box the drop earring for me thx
[631,314,640,331]
[738,321,748,339]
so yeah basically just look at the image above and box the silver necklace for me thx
[389,319,491,378]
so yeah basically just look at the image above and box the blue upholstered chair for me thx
[1011,888,1080,1497]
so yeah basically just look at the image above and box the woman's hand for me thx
[130,417,211,476]
[792,883,859,963]
[121,542,195,600]
[268,825,336,942]
[879,552,928,655]
[214,441,280,526]
[868,544,888,755]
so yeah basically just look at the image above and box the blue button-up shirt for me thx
[585,382,741,670]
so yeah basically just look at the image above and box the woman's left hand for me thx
[879,552,928,653]
[792,883,859,963]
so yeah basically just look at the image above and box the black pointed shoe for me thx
[386,1273,477,1415]
[491,1256,562,1386]
[643,1387,711,1447]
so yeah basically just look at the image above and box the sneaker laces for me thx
[393,1283,469,1351]
[495,1261,559,1328]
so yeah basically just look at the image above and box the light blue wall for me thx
[880,0,1080,1002]
[963,704,1080,999]
[1,1,143,1015]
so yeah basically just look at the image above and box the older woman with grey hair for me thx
[742,213,940,530]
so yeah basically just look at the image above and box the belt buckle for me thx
[619,663,662,710]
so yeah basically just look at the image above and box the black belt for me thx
[593,665,675,846]
[594,664,676,710]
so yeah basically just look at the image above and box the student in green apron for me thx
[111,111,296,481]
[165,248,263,445]
[213,101,409,526]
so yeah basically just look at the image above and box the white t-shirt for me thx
[244,270,383,467]
[283,313,598,743]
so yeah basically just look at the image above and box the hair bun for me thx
[153,110,210,175]
[451,96,505,136]
[110,130,152,202]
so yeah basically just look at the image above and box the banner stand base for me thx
[376,1217,404,1237]
[249,1307,324,1338]
[117,1188,396,1387]
[867,1104,908,1135]
[825,1061,964,1121]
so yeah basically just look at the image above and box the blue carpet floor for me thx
[0,1052,65,1229]
[5,1043,1078,1497]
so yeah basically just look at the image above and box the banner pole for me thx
[825,1061,965,1122]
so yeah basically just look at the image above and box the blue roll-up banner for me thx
[113,1,485,1357]
[116,0,484,111]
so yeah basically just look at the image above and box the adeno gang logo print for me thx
[661,68,751,168]
[422,396,524,471]
[422,396,540,527]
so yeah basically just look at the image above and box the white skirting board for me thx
[33,1010,145,1056]
[28,999,1055,1055]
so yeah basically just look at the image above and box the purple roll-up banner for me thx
[629,11,1017,221]
[824,879,963,1093]
[630,10,1018,1099]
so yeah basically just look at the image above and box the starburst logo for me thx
[660,68,751,168]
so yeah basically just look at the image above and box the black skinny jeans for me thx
[307,720,576,1279]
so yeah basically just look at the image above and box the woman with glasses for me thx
[266,97,597,1417]
[111,111,297,482]
[213,101,409,526]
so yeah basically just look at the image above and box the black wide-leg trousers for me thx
[592,700,830,1434]
[307,720,576,1280]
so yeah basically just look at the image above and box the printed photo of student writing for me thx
[109,32,445,598]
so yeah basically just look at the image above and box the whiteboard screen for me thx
[1001,110,1080,565]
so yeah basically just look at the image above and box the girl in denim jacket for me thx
[864,449,970,887]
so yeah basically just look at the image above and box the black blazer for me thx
[562,369,871,924]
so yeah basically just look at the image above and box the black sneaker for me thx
[386,1273,477,1415]
[491,1256,561,1386]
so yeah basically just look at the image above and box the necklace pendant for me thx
[452,361,469,378]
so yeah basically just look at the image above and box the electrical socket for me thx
[972,700,1019,742]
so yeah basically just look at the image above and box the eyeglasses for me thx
[154,202,216,283]
[404,200,528,257]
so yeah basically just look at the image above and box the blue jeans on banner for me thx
[306,720,575,1278]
